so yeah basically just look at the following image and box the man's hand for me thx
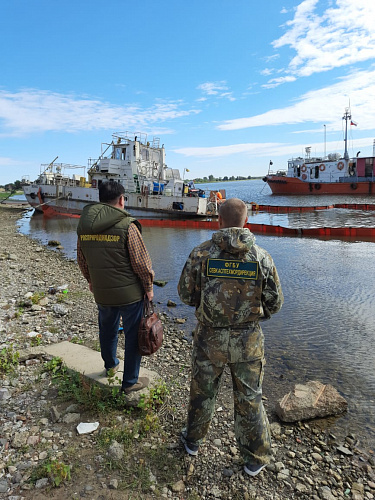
[146,290,154,302]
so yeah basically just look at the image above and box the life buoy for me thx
[319,163,325,172]
[337,161,344,170]
[315,183,321,190]
[302,173,307,180]
[216,191,223,200]
[301,164,307,172]
[351,183,358,190]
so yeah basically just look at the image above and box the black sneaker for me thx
[244,463,266,477]
[180,430,199,456]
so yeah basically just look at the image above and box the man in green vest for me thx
[77,181,154,393]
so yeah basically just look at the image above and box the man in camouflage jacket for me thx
[178,198,283,476]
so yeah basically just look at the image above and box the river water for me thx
[17,180,375,447]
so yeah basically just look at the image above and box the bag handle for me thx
[143,296,155,317]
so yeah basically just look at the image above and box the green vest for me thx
[77,203,144,306]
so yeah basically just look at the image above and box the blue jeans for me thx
[98,299,143,389]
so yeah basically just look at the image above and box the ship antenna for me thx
[343,107,351,161]
[324,125,326,159]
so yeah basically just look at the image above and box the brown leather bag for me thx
[138,298,163,356]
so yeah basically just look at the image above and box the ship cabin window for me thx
[365,158,374,177]
[296,166,301,177]
[314,166,319,179]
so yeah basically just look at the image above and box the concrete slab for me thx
[41,341,160,403]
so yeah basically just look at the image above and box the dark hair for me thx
[99,181,125,204]
[219,198,247,228]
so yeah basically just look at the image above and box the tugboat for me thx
[22,133,224,217]
[263,109,375,195]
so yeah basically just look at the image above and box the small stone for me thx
[223,468,234,477]
[35,478,49,489]
[62,412,81,424]
[337,445,353,456]
[171,480,185,493]
[108,440,124,460]
[0,480,8,493]
[27,435,40,446]
[50,406,60,423]
[277,469,290,480]
[52,304,68,316]
[213,438,222,447]
[109,478,118,489]
[312,452,323,461]
[167,300,177,307]
[12,432,28,448]
[39,451,48,460]
[0,388,11,401]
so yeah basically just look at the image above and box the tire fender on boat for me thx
[351,183,358,190]
[302,173,307,180]
[315,183,321,190]
[319,163,325,171]
[337,161,344,170]
[301,164,307,172]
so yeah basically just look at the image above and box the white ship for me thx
[22,133,223,218]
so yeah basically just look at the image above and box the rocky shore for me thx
[0,205,374,500]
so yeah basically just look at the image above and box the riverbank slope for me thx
[0,206,374,499]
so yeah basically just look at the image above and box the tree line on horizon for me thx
[189,174,261,184]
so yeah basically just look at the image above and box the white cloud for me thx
[173,136,374,160]
[218,68,375,131]
[268,0,375,85]
[197,81,236,101]
[0,89,201,136]
[262,75,297,88]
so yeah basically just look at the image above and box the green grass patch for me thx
[30,459,71,487]
[0,345,20,375]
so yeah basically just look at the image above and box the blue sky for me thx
[1,0,375,185]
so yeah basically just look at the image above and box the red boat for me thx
[263,109,375,195]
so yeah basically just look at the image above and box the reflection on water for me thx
[17,179,375,447]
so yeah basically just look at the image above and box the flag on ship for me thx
[350,120,357,126]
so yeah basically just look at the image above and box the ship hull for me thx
[266,176,375,195]
[23,184,212,218]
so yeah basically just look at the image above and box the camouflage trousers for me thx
[185,341,272,465]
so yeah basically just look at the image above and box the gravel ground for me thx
[0,205,374,500]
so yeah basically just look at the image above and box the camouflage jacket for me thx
[178,227,283,328]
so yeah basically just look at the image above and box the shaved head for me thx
[219,198,248,228]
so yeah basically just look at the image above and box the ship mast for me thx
[343,108,351,161]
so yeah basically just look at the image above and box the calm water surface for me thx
[17,180,375,447]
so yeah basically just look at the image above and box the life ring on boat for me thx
[152,168,159,177]
[337,161,344,170]
[314,183,321,190]
[351,183,358,190]
[91,179,97,188]
[301,164,307,172]
[319,163,325,172]
[302,174,307,180]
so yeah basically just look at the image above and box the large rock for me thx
[275,381,348,422]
